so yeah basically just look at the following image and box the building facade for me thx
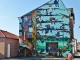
[74,42,80,56]
[18,0,75,58]
[0,30,19,58]
[77,42,80,51]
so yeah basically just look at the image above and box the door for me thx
[7,44,10,58]
[46,42,58,52]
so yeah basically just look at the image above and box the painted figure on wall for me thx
[54,0,59,7]
[36,16,44,23]
[37,23,43,33]
[48,8,54,15]
[50,17,57,24]
[59,48,63,57]
[37,32,41,39]
[60,24,65,30]
[55,32,60,40]
[45,24,52,34]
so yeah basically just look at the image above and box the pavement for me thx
[74,58,80,60]
[0,57,65,60]
[0,57,80,60]
[0,58,65,60]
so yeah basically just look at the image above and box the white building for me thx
[72,39,77,55]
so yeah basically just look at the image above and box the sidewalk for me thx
[0,57,66,60]
[0,56,74,60]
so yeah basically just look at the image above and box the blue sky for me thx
[0,0,80,42]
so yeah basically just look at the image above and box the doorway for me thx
[46,42,58,52]
[7,44,10,58]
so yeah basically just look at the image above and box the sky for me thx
[0,0,80,42]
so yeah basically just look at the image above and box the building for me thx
[0,30,19,58]
[18,0,75,58]
[74,42,80,56]
[77,42,80,51]
[72,39,77,55]
[77,42,80,56]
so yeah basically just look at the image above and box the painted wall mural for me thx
[19,0,74,58]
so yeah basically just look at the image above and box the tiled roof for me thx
[0,30,19,39]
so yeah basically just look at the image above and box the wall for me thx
[0,38,5,58]
[77,42,80,51]
[5,38,19,58]
[19,0,73,57]
[0,37,19,58]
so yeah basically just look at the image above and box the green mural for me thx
[19,0,73,58]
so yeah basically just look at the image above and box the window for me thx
[19,30,22,32]
[19,24,22,30]
[23,16,27,21]
[27,32,32,38]
[19,19,22,23]
[26,20,33,27]
[29,27,33,32]
[19,32,22,36]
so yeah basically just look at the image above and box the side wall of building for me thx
[0,37,5,58]
[19,0,75,57]
[0,37,19,58]
[5,38,19,58]
[0,38,5,58]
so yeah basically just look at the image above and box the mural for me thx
[19,0,73,58]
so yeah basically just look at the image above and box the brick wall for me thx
[0,37,5,42]
[0,41,5,58]
[0,37,19,58]
[5,38,19,58]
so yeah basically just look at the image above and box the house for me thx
[77,42,80,51]
[74,42,80,56]
[71,39,77,55]
[18,0,75,58]
[0,30,19,58]
[76,42,80,56]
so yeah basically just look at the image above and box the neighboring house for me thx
[71,39,77,55]
[77,42,80,51]
[0,30,19,58]
[18,0,75,58]
[74,42,80,56]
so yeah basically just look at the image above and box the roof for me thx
[0,29,19,39]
